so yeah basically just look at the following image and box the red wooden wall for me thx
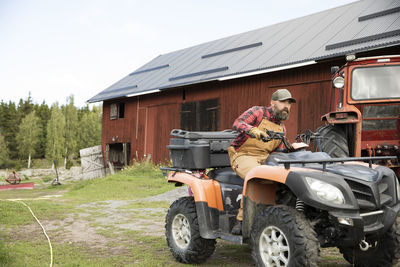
[101,60,342,164]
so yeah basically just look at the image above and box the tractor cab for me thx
[320,55,400,177]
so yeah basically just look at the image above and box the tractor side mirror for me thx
[331,66,340,75]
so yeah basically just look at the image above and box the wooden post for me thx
[123,143,127,167]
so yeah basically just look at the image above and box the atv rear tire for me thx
[338,218,400,267]
[250,205,319,267]
[165,196,216,264]
[316,125,349,157]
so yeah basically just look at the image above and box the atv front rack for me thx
[276,156,397,171]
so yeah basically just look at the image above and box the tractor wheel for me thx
[338,218,400,267]
[316,125,349,157]
[250,205,319,267]
[165,196,216,264]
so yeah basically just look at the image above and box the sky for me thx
[0,0,357,107]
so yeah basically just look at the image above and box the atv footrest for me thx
[218,232,243,244]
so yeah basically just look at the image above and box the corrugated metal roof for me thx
[88,0,400,103]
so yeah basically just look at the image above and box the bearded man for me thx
[227,88,296,235]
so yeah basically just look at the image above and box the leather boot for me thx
[231,220,242,235]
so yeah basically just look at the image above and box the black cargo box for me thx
[167,129,237,169]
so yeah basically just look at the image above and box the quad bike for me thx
[162,129,400,267]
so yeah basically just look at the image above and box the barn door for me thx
[180,98,220,131]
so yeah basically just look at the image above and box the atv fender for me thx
[167,172,224,211]
[241,165,290,239]
[242,165,291,204]
[167,171,223,239]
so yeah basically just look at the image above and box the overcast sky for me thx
[0,0,357,107]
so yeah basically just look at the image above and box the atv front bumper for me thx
[329,203,400,246]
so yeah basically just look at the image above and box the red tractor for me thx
[316,55,400,177]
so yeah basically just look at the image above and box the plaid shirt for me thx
[232,106,286,150]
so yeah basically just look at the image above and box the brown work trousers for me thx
[228,119,283,221]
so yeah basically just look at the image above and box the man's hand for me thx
[249,127,268,141]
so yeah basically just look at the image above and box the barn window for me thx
[110,102,125,120]
[110,104,118,120]
[119,103,125,118]
[180,98,220,131]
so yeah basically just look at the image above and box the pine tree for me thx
[17,93,34,122]
[45,103,66,166]
[0,132,8,168]
[34,101,51,158]
[63,95,79,167]
[1,101,19,158]
[16,111,41,168]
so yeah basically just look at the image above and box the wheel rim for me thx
[171,213,191,249]
[259,225,290,267]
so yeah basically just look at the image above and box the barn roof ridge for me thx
[88,0,400,103]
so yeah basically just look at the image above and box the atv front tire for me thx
[338,218,400,267]
[250,205,319,267]
[165,196,216,264]
[316,125,349,157]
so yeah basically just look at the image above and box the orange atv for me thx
[162,129,400,267]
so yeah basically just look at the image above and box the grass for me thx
[0,161,350,266]
[0,200,70,227]
[65,162,175,203]
[0,239,130,267]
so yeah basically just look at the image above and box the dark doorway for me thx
[106,142,131,170]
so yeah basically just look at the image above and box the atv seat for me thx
[208,167,244,186]
[265,151,331,166]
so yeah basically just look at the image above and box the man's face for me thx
[271,99,292,121]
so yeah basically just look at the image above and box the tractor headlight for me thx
[396,178,400,201]
[333,76,345,88]
[306,177,345,205]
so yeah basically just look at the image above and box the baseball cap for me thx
[271,89,296,103]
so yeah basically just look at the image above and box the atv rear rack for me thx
[276,156,397,171]
[160,167,192,178]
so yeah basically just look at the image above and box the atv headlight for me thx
[306,177,345,205]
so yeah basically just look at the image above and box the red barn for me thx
[88,0,400,168]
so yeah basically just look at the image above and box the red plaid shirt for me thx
[232,106,286,150]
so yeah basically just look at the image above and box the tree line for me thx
[0,94,102,169]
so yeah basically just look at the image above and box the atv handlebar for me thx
[250,129,323,152]
[250,130,294,151]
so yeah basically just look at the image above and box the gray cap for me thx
[271,89,296,103]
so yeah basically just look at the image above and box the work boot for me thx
[231,220,242,235]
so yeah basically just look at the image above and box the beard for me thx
[273,104,290,121]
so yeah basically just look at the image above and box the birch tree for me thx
[45,103,65,166]
[79,105,102,149]
[16,111,41,168]
[63,95,78,167]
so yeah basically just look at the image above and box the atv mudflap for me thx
[328,203,400,247]
[195,201,244,244]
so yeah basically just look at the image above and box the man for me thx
[228,88,296,235]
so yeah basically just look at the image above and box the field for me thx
[0,163,352,266]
